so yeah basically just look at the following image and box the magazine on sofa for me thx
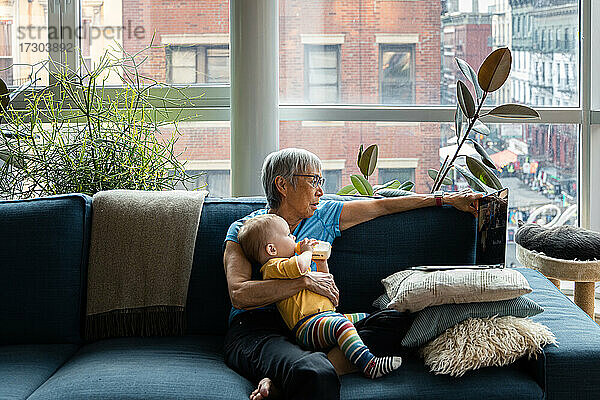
[475,188,509,266]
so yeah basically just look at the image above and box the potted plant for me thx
[429,47,539,193]
[337,144,415,197]
[0,45,200,199]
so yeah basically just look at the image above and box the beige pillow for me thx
[420,316,557,377]
[382,269,532,313]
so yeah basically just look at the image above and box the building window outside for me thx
[166,45,229,85]
[0,21,12,85]
[378,168,415,185]
[379,44,415,104]
[304,45,340,103]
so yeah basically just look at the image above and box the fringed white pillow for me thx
[420,316,557,377]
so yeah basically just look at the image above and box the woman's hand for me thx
[443,189,484,217]
[303,271,339,306]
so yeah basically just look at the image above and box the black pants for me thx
[224,309,340,400]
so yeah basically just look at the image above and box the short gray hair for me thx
[261,148,322,210]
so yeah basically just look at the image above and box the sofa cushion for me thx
[186,197,267,336]
[0,194,92,344]
[28,336,254,400]
[340,356,543,400]
[0,344,79,399]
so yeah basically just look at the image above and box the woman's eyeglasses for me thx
[293,174,326,188]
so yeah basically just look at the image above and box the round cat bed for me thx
[517,243,600,319]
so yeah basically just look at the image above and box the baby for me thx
[237,214,402,379]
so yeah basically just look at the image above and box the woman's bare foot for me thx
[249,377,281,400]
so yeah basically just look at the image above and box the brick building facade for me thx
[122,0,443,195]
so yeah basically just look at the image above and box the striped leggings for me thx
[295,311,372,371]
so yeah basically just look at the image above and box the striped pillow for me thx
[382,269,532,313]
[401,296,544,348]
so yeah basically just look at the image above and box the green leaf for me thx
[373,179,400,191]
[470,140,497,170]
[488,104,540,119]
[454,104,464,139]
[465,156,503,190]
[399,180,414,191]
[457,80,476,119]
[428,169,453,186]
[478,47,512,93]
[456,57,484,100]
[358,144,378,178]
[376,188,414,197]
[351,174,374,196]
[472,120,490,136]
[455,164,488,192]
[357,144,363,168]
[337,184,357,195]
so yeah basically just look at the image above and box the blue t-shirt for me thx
[225,200,345,323]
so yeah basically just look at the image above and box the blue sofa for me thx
[2,193,600,399]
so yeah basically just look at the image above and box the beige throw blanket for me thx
[85,189,207,341]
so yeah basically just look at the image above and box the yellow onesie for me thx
[260,256,335,330]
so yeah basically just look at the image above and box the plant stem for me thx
[432,91,488,192]
[432,155,449,191]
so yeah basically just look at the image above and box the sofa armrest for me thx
[519,268,600,400]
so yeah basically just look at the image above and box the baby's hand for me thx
[297,238,318,253]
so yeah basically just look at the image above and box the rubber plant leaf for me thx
[456,57,484,100]
[471,140,497,170]
[478,47,512,93]
[357,144,363,168]
[374,179,400,192]
[337,184,357,195]
[376,188,414,197]
[428,168,453,186]
[351,174,374,196]
[455,164,488,192]
[454,104,464,140]
[466,155,503,190]
[457,81,476,119]
[358,144,378,178]
[472,120,490,136]
[488,104,540,119]
[399,180,414,191]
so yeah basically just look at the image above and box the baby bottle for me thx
[295,240,332,260]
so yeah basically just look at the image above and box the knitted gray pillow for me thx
[401,296,544,348]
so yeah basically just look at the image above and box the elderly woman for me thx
[223,148,481,400]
